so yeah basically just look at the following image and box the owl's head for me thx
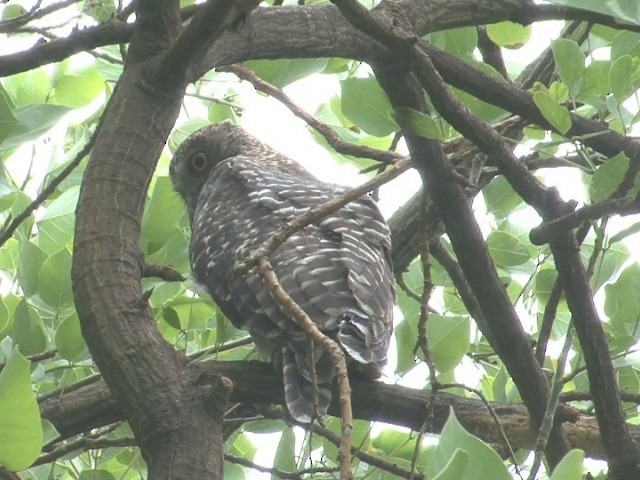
[170,122,253,216]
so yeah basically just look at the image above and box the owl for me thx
[170,123,395,422]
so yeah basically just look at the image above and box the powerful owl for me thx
[170,123,395,422]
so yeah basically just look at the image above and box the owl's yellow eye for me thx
[190,152,208,171]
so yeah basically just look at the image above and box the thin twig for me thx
[219,64,401,165]
[259,258,353,480]
[226,454,340,479]
[301,421,423,480]
[527,327,574,480]
[410,238,437,480]
[187,336,254,361]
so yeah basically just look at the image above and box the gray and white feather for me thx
[170,123,395,422]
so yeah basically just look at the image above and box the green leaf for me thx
[78,470,116,480]
[229,433,256,460]
[579,60,611,99]
[244,58,329,88]
[423,409,510,480]
[432,448,469,480]
[610,55,640,101]
[17,241,47,297]
[424,315,470,372]
[341,77,398,137]
[0,238,19,274]
[487,231,531,267]
[0,88,18,145]
[271,427,296,479]
[604,263,640,335]
[55,312,87,362]
[550,449,585,480]
[0,299,9,341]
[393,107,443,140]
[533,91,572,135]
[142,177,188,252]
[547,0,640,26]
[13,301,47,356]
[1,3,27,20]
[0,104,72,150]
[0,349,43,471]
[551,39,585,97]
[482,176,522,219]
[168,118,211,153]
[53,61,105,107]
[3,68,50,107]
[430,27,478,59]
[372,429,420,460]
[486,21,532,49]
[38,248,73,310]
[589,152,640,202]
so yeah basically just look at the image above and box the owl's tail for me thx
[282,347,333,423]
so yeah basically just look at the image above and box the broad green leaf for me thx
[243,419,286,434]
[38,248,73,310]
[17,241,47,297]
[142,177,188,251]
[53,61,105,107]
[551,39,585,97]
[40,186,80,220]
[589,152,640,202]
[168,118,211,153]
[482,176,522,218]
[244,58,328,88]
[341,77,398,137]
[486,21,532,49]
[432,448,469,480]
[229,433,256,460]
[3,68,50,107]
[547,1,640,26]
[424,315,470,372]
[78,470,116,480]
[605,263,640,335]
[0,88,18,145]
[395,318,417,374]
[372,429,421,461]
[550,449,585,480]
[0,104,71,150]
[430,27,478,59]
[487,231,531,267]
[271,427,296,479]
[0,350,42,471]
[0,300,8,341]
[224,462,246,480]
[13,301,47,356]
[610,55,640,101]
[579,60,611,99]
[533,91,571,135]
[82,0,117,22]
[423,409,510,480]
[393,107,443,140]
[0,238,19,274]
[55,312,87,362]
[611,31,640,60]
[1,3,27,20]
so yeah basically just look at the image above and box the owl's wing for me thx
[190,156,394,421]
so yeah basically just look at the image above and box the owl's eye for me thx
[190,152,208,172]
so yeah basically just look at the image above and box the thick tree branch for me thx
[530,197,640,245]
[39,359,624,462]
